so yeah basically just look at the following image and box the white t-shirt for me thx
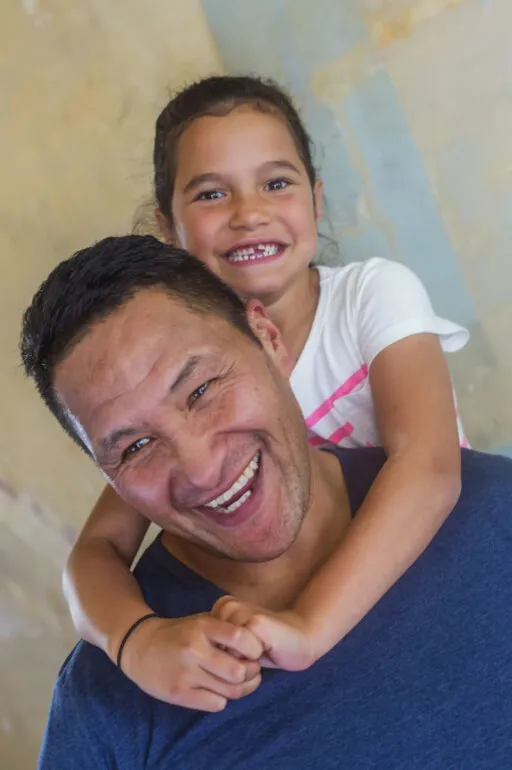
[290,258,470,449]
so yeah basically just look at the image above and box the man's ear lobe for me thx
[246,299,294,376]
[246,299,277,346]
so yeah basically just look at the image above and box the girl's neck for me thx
[263,266,320,365]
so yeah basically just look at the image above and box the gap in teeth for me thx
[229,244,279,262]
[206,452,260,508]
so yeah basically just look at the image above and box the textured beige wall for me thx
[0,2,221,767]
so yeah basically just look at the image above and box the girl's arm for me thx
[63,485,152,661]
[64,487,265,709]
[213,333,462,670]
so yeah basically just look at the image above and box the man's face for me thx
[54,290,312,562]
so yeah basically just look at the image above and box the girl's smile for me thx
[170,107,323,304]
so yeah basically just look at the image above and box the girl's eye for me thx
[194,190,224,201]
[265,178,290,192]
[188,379,214,407]
[121,437,151,463]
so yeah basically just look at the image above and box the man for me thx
[23,236,512,769]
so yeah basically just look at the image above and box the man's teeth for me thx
[205,454,260,512]
[227,244,280,262]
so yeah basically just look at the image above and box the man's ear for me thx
[156,209,176,244]
[246,299,294,377]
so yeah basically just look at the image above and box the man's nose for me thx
[229,192,271,230]
[172,430,225,495]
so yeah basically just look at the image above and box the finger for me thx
[215,643,251,662]
[226,606,255,628]
[211,595,236,618]
[244,661,261,681]
[200,644,259,684]
[209,619,264,660]
[213,597,245,623]
[186,689,228,713]
[199,670,262,702]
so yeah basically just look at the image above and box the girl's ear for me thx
[156,209,176,244]
[246,299,294,377]
[313,179,324,224]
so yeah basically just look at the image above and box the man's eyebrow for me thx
[97,426,140,460]
[169,354,204,394]
[97,355,205,459]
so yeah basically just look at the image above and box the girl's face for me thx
[167,106,323,303]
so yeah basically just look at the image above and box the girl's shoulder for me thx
[316,257,468,363]
[316,256,407,291]
[315,257,400,315]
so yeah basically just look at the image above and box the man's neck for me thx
[161,449,351,610]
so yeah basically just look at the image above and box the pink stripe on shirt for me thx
[328,422,354,444]
[308,422,354,447]
[305,365,368,429]
[308,434,326,447]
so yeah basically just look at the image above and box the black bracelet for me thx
[116,612,159,669]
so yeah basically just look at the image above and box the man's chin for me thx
[226,522,303,563]
[231,543,291,564]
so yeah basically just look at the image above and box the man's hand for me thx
[119,614,263,711]
[211,596,318,672]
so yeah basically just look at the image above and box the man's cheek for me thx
[121,468,168,515]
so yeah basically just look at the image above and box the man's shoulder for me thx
[38,639,154,769]
[461,447,512,478]
[54,638,136,715]
[458,449,512,518]
[330,446,512,521]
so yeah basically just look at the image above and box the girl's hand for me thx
[211,595,318,671]
[119,613,263,711]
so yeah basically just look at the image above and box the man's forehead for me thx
[62,290,230,369]
[54,292,235,425]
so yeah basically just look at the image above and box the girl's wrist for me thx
[106,603,155,664]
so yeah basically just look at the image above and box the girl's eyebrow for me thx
[183,160,302,195]
[259,159,302,175]
[183,172,222,195]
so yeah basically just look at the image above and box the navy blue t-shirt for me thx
[38,449,512,769]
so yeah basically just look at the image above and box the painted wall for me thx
[202,0,512,453]
[0,2,221,767]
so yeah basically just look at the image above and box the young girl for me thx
[64,75,468,705]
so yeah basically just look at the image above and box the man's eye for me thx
[188,380,213,407]
[195,190,224,201]
[121,437,151,463]
[265,178,290,192]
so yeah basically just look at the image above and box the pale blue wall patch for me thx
[343,70,476,326]
[283,0,367,68]
[493,444,512,459]
[201,0,289,80]
[202,0,366,74]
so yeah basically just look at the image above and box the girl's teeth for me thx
[227,244,280,262]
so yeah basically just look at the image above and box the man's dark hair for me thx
[20,234,258,451]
